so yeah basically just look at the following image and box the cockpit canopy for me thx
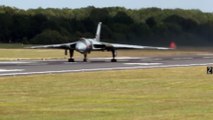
[80,37,86,41]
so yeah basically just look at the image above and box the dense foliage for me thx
[0,6,213,46]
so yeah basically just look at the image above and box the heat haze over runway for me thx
[0,54,213,76]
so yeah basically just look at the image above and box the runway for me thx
[0,54,213,76]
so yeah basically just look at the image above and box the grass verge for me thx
[0,66,212,120]
[0,48,213,61]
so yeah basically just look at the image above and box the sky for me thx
[0,0,213,12]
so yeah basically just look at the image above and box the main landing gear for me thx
[111,50,117,62]
[68,49,75,62]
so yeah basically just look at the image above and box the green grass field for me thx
[0,49,67,60]
[0,67,212,120]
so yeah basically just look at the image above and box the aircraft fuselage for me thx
[75,38,103,54]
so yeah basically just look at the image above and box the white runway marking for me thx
[203,57,213,59]
[1,63,213,76]
[0,61,32,64]
[173,57,193,60]
[90,57,143,60]
[200,54,213,56]
[152,58,163,61]
[0,69,24,72]
[124,63,162,66]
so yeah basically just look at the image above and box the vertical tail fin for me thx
[95,22,102,41]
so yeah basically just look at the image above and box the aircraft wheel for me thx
[111,59,117,62]
[68,58,75,62]
[83,59,87,62]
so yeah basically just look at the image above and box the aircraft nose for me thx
[76,42,87,53]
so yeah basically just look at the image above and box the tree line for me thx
[0,6,213,46]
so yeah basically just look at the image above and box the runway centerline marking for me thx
[124,63,162,66]
[173,57,193,60]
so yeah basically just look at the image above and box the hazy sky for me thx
[0,0,212,12]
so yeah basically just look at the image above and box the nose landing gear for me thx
[83,54,87,62]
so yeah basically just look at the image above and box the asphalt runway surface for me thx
[0,54,213,76]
